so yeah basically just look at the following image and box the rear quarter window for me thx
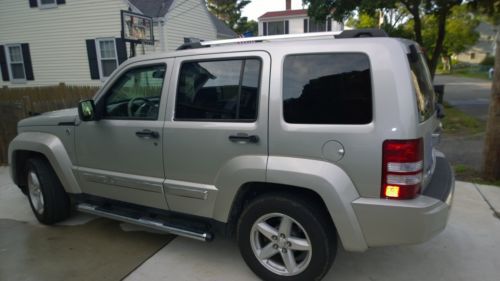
[282,53,372,124]
[409,52,436,122]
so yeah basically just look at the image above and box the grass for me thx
[437,64,492,81]
[447,69,490,80]
[453,164,500,187]
[440,103,499,187]
[441,103,486,135]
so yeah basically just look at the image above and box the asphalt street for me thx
[434,75,492,170]
[434,75,492,121]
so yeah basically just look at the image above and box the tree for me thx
[345,4,478,68]
[235,17,258,35]
[207,0,251,32]
[469,0,500,180]
[413,5,479,69]
[304,0,463,78]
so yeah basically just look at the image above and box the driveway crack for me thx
[472,183,500,220]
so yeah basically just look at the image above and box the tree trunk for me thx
[413,12,423,45]
[428,8,448,79]
[482,30,500,180]
[401,1,423,45]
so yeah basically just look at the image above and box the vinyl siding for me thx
[259,17,344,36]
[0,0,129,87]
[164,0,217,51]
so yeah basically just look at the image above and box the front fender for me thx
[266,156,368,252]
[8,132,81,194]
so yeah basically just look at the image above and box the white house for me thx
[455,22,497,64]
[258,0,343,36]
[0,0,236,87]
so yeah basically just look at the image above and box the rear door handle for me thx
[135,129,159,139]
[229,133,259,143]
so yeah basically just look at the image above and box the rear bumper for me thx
[352,156,454,247]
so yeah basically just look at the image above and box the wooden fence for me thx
[0,85,98,164]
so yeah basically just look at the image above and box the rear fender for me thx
[266,156,368,252]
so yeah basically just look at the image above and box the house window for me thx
[309,20,326,32]
[470,53,475,60]
[6,45,26,81]
[96,38,119,79]
[38,0,57,9]
[268,21,285,35]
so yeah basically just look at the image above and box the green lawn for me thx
[437,65,492,80]
[441,103,486,135]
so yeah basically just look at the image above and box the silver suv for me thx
[9,29,454,281]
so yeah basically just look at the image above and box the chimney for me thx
[286,0,291,10]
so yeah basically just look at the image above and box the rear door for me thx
[162,51,270,218]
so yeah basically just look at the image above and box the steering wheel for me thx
[127,97,153,117]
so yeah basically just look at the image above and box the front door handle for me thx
[136,129,159,139]
[229,133,259,143]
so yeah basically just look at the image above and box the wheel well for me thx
[226,182,335,238]
[12,150,47,189]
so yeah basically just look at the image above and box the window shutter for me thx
[327,19,332,31]
[263,22,267,36]
[285,20,289,34]
[56,0,66,4]
[86,40,100,80]
[0,46,10,81]
[303,19,308,33]
[21,44,34,81]
[29,0,38,8]
[115,38,127,64]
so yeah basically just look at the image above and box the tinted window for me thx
[409,52,435,122]
[103,64,166,119]
[175,58,261,121]
[283,53,372,124]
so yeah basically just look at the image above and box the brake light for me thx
[381,139,423,199]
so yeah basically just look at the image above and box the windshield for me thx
[408,51,436,122]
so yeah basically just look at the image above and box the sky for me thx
[242,0,306,21]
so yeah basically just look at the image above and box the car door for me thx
[75,60,173,210]
[162,52,270,218]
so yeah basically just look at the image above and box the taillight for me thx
[381,139,423,199]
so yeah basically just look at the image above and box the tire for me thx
[237,194,337,281]
[26,157,71,225]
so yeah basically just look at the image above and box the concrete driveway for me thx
[1,165,500,281]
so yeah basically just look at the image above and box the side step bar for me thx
[76,203,213,242]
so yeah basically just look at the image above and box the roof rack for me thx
[177,29,388,50]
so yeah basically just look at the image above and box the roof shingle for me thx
[258,9,308,20]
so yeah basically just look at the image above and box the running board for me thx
[76,203,213,242]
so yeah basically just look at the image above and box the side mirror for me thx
[78,100,96,121]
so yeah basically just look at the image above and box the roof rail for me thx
[335,29,388,38]
[177,29,388,50]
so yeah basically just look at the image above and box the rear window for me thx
[282,53,372,124]
[409,52,436,122]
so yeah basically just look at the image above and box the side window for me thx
[175,58,261,121]
[103,64,166,120]
[283,53,372,125]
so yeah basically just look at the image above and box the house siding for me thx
[164,0,217,51]
[258,17,343,36]
[0,0,129,87]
